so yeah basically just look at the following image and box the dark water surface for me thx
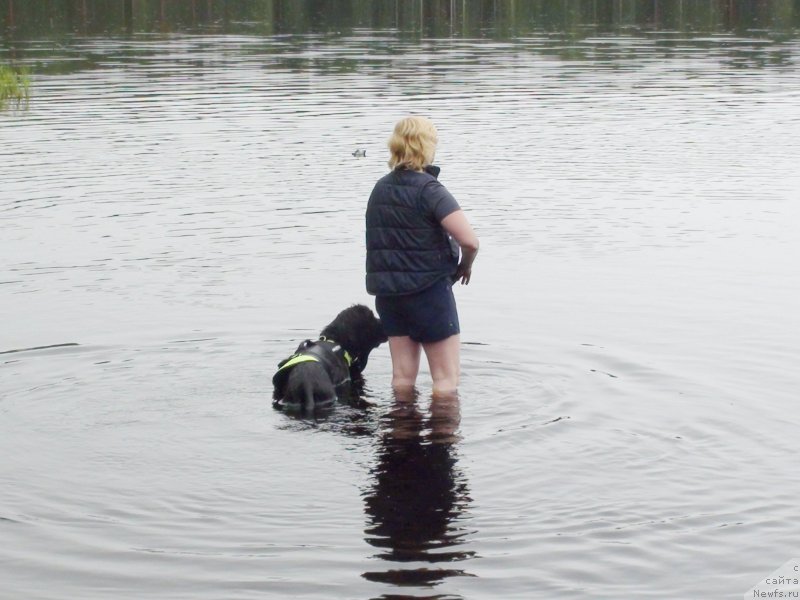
[2,28,800,600]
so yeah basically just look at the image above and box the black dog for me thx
[272,304,387,411]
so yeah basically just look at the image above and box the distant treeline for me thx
[1,0,798,35]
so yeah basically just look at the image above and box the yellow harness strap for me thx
[275,339,353,381]
[277,353,320,373]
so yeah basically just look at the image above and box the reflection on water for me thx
[363,390,475,593]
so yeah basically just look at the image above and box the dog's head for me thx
[321,304,387,374]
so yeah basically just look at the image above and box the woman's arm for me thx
[441,209,479,285]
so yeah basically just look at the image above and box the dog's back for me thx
[282,361,337,411]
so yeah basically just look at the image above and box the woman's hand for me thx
[453,262,472,285]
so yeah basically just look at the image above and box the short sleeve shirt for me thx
[422,179,461,223]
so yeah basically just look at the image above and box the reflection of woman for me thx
[362,390,474,587]
[365,116,479,394]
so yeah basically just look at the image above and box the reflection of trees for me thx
[2,1,798,36]
[361,390,476,590]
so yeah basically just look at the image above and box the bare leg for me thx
[388,336,421,390]
[422,334,461,395]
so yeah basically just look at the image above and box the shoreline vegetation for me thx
[0,0,797,36]
[0,65,30,110]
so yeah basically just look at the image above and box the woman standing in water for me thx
[365,116,479,394]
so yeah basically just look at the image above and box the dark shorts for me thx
[375,278,460,344]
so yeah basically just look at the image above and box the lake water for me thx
[2,29,800,600]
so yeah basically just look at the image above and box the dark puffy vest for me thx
[365,167,459,296]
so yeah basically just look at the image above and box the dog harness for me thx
[272,337,353,390]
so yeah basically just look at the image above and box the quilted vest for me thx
[365,166,459,296]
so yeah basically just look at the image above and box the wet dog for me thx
[272,304,387,412]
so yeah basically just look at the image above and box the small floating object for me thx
[352,149,366,157]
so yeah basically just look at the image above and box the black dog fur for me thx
[272,304,387,412]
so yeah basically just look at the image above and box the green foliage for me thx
[0,65,31,110]
[0,0,798,36]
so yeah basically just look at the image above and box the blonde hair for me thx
[387,116,438,171]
